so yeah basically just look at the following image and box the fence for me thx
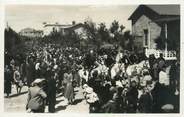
[145,49,177,60]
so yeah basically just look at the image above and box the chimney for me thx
[6,22,10,31]
[72,21,76,25]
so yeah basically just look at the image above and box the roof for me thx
[128,5,180,20]
[146,5,180,15]
[154,16,180,22]
[43,23,84,29]
[19,28,43,33]
[20,28,35,32]
[44,24,72,28]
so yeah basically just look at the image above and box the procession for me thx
[4,5,180,113]
[4,43,180,113]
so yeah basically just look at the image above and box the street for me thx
[4,85,89,113]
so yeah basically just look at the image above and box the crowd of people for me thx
[4,44,180,113]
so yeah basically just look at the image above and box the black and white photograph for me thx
[4,4,180,113]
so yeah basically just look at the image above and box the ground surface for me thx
[4,85,89,113]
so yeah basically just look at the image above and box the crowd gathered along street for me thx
[4,44,180,113]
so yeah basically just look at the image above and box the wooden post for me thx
[165,22,168,58]
[148,21,151,49]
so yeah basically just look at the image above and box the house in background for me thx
[128,5,180,60]
[43,22,88,40]
[19,28,43,38]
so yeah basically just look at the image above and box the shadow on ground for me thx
[7,91,28,98]
[72,98,83,105]
[55,105,67,112]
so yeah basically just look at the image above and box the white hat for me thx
[32,78,45,85]
[144,75,152,81]
[161,104,174,112]
[83,84,88,89]
[86,92,98,103]
[86,87,93,94]
[53,65,58,69]
[140,80,147,87]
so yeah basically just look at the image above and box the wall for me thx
[132,15,161,52]
[74,27,88,40]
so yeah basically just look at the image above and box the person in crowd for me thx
[85,87,100,113]
[126,81,138,113]
[138,86,153,113]
[47,72,57,113]
[100,83,111,105]
[113,86,124,113]
[121,87,129,113]
[169,60,180,113]
[13,66,23,94]
[148,54,156,78]
[148,54,156,70]
[63,69,74,104]
[82,67,89,86]
[109,79,117,96]
[26,79,47,113]
[72,63,80,87]
[4,42,180,113]
[129,53,138,64]
[35,60,41,78]
[4,65,13,98]
[88,70,98,91]
[20,60,27,85]
[159,66,169,86]
[101,90,117,113]
[83,50,96,71]
[152,59,159,81]
[157,53,166,72]
[26,57,35,87]
[120,54,131,69]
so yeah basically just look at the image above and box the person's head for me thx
[92,70,98,78]
[122,87,128,96]
[131,81,137,88]
[142,69,149,76]
[15,66,19,71]
[114,75,120,81]
[143,87,149,94]
[117,87,123,95]
[162,65,167,72]
[5,65,9,69]
[32,78,45,87]
[111,79,116,86]
[160,53,163,58]
[104,83,111,90]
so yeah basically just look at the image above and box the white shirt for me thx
[78,69,89,82]
[159,71,169,86]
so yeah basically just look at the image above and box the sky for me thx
[5,5,137,32]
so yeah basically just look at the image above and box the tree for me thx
[98,22,111,43]
[110,20,119,33]
[123,30,134,51]
[5,27,21,54]
[109,21,125,45]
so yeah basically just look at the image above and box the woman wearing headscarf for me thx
[26,78,47,113]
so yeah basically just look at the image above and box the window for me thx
[144,29,148,46]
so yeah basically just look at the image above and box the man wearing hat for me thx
[26,78,47,113]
